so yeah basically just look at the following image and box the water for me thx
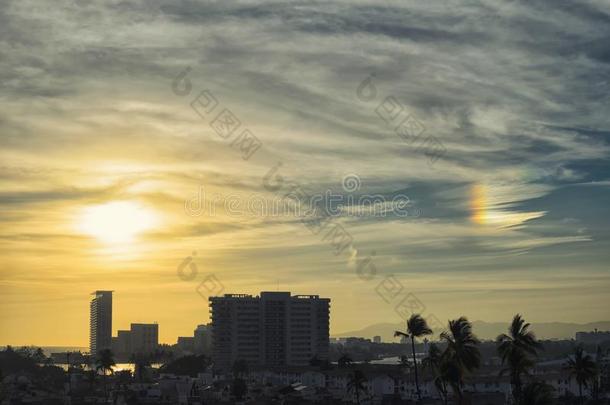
[370,356,402,364]
[57,363,163,372]
[0,346,88,357]
[370,353,427,365]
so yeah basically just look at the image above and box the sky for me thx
[1,0,609,346]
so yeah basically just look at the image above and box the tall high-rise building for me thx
[90,290,113,356]
[210,291,330,371]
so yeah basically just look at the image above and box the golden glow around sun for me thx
[77,201,159,244]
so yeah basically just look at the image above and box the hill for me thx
[333,320,610,342]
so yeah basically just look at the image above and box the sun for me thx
[77,201,159,244]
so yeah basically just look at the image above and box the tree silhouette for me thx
[566,346,596,405]
[130,353,151,382]
[422,343,449,405]
[95,349,116,400]
[497,314,542,404]
[338,353,353,368]
[394,314,432,402]
[347,369,367,405]
[521,381,555,405]
[32,348,46,364]
[158,354,209,377]
[440,317,480,405]
[592,345,602,402]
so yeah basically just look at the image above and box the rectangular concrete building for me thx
[194,324,212,354]
[111,323,159,357]
[130,323,159,354]
[210,292,330,371]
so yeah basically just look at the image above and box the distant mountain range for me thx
[333,321,610,342]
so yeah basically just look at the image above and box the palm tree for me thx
[566,346,596,405]
[65,351,73,396]
[497,315,543,405]
[422,343,449,405]
[499,351,535,405]
[440,317,481,405]
[95,349,116,399]
[394,314,433,402]
[33,347,46,364]
[347,369,367,405]
[130,353,151,382]
[593,346,602,402]
[521,381,555,405]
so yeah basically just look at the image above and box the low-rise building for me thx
[110,323,158,358]
[576,329,610,344]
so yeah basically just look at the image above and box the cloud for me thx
[1,0,609,343]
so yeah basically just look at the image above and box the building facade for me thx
[575,329,610,344]
[176,336,195,353]
[111,323,159,358]
[194,324,212,354]
[130,323,159,354]
[112,330,132,356]
[210,292,330,371]
[90,290,113,356]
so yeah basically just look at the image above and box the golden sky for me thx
[1,0,609,346]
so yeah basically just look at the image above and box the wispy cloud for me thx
[1,0,609,344]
